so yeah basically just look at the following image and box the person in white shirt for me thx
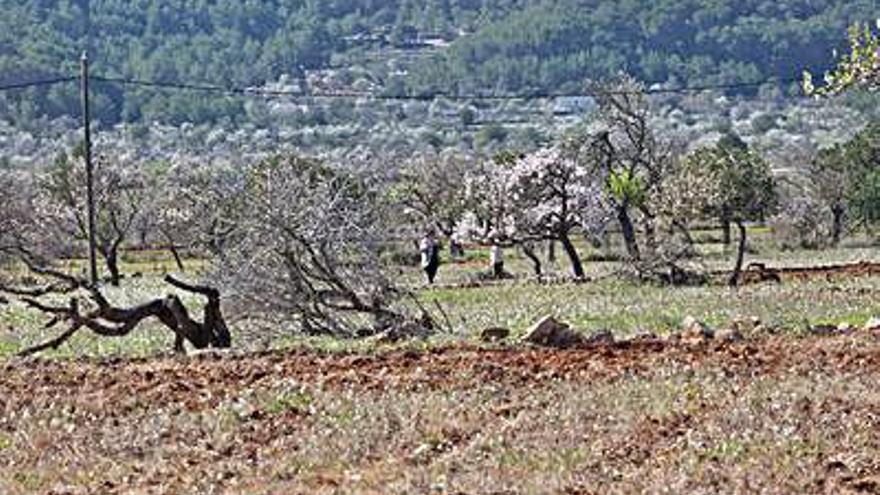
[419,230,440,284]
[490,241,504,278]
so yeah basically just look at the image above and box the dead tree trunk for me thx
[5,272,230,357]
[729,221,748,287]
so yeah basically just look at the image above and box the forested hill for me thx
[0,0,875,126]
[407,0,879,95]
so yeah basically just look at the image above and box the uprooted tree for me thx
[214,154,432,337]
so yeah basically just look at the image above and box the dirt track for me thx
[4,334,880,494]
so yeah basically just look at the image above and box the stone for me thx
[628,331,663,344]
[715,328,745,343]
[730,316,762,334]
[480,327,510,342]
[520,315,584,348]
[681,316,714,345]
[374,321,433,344]
[837,322,856,334]
[808,324,840,336]
[583,330,615,346]
[751,324,772,335]
[864,317,880,332]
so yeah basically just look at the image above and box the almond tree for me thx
[39,148,157,286]
[685,138,777,286]
[589,75,679,263]
[459,146,611,278]
[389,151,472,253]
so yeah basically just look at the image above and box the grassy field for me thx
[3,231,880,358]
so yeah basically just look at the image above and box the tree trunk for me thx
[729,221,747,287]
[521,243,542,276]
[721,209,732,245]
[168,244,185,272]
[559,233,585,278]
[13,275,231,357]
[640,206,658,257]
[617,207,641,261]
[101,247,121,286]
[831,204,845,246]
[162,230,186,272]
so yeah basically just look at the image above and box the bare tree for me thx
[39,149,156,286]
[216,154,422,336]
[390,151,472,252]
[589,75,680,264]
[155,158,250,262]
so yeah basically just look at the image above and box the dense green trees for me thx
[2,0,877,126]
[410,0,878,96]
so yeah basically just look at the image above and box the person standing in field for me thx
[490,234,504,279]
[420,230,441,284]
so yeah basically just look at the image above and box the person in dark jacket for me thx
[420,230,441,284]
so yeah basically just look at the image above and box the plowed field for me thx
[3,333,880,494]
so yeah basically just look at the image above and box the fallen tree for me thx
[1,263,231,357]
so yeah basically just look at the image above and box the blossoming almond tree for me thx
[459,146,611,279]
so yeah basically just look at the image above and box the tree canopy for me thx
[1,0,877,126]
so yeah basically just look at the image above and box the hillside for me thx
[0,0,876,126]
[406,0,879,95]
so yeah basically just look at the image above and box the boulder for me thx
[520,315,584,348]
[480,327,510,342]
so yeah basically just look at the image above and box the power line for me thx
[0,72,803,99]
[91,74,803,101]
[0,76,77,92]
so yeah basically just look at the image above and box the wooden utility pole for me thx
[81,51,98,286]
